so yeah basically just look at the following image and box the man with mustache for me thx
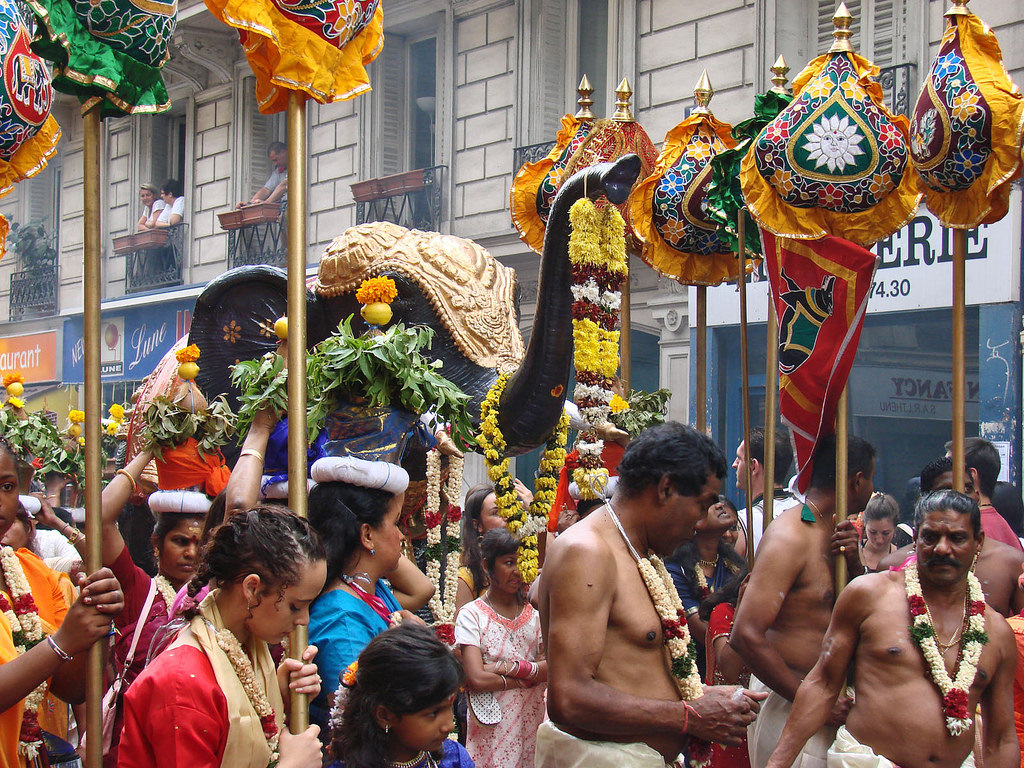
[764,490,1019,768]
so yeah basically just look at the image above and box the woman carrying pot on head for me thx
[117,506,326,768]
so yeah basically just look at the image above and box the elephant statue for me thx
[182,154,643,488]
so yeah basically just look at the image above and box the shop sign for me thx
[63,300,192,382]
[698,186,1021,326]
[0,331,57,381]
[848,365,979,422]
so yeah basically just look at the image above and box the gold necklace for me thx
[697,555,719,568]
[925,594,968,652]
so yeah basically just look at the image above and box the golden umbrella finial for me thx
[945,0,971,17]
[691,70,714,115]
[612,76,634,122]
[770,55,791,94]
[829,3,855,53]
[575,74,596,120]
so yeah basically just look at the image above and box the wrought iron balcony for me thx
[878,63,916,117]
[513,141,557,175]
[9,265,57,321]
[219,201,287,269]
[124,223,188,293]
[353,166,445,231]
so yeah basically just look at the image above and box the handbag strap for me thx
[110,578,159,691]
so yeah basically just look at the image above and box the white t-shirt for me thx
[156,196,185,224]
[142,199,165,220]
[34,528,79,561]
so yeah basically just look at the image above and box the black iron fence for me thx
[9,265,57,321]
[354,166,446,231]
[126,223,187,293]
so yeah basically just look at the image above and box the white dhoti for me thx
[826,726,976,768]
[534,720,683,768]
[747,675,835,768]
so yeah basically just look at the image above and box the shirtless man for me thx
[537,422,764,768]
[765,490,1019,768]
[881,456,1024,617]
[731,434,874,768]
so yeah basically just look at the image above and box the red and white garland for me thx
[211,622,280,766]
[905,560,987,736]
[568,198,627,500]
[1,545,47,760]
[424,449,463,645]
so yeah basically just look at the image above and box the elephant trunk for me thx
[495,154,642,456]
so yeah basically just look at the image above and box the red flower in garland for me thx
[20,709,41,743]
[662,617,687,641]
[0,593,10,612]
[689,736,712,766]
[969,601,986,617]
[13,594,37,614]
[907,594,927,616]
[942,689,969,720]
[435,623,455,645]
[260,713,278,740]
[424,511,442,529]
[448,506,462,523]
[31,457,43,470]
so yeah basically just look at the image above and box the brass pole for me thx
[82,105,103,768]
[695,285,707,432]
[834,387,849,592]
[763,292,779,536]
[737,215,753,567]
[951,229,966,492]
[621,260,631,392]
[285,90,309,730]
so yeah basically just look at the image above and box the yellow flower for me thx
[105,422,119,436]
[68,410,85,424]
[78,436,86,447]
[2,373,23,387]
[109,403,125,421]
[355,277,398,305]
[175,344,201,364]
[609,394,629,413]
[6,396,23,409]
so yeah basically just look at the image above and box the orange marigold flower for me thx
[2,373,23,387]
[355,277,398,305]
[175,344,201,363]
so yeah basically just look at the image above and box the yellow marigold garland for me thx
[568,198,627,499]
[355,276,398,305]
[478,374,569,583]
[175,344,201,364]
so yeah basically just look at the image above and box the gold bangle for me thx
[63,525,82,545]
[240,448,265,463]
[115,469,137,493]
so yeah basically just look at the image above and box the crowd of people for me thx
[3,411,1024,768]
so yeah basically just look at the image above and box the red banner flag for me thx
[762,229,877,492]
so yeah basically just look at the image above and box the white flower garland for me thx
[210,622,280,766]
[1,545,47,760]
[425,450,464,641]
[904,561,987,736]
[638,555,704,700]
[154,574,178,615]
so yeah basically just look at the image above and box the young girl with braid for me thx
[117,507,327,768]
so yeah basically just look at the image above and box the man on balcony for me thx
[237,141,287,208]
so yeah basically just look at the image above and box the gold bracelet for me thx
[115,469,137,493]
[63,525,82,545]
[240,448,265,463]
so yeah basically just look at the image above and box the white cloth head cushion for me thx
[310,456,409,495]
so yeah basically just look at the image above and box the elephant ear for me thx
[188,265,327,417]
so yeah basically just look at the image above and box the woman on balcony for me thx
[136,183,164,231]
[151,179,185,229]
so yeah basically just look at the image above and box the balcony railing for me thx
[9,265,57,321]
[878,63,916,117]
[219,202,287,269]
[513,141,557,176]
[123,223,188,293]
[353,166,445,232]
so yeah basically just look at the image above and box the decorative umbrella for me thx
[510,76,658,256]
[908,0,1024,490]
[204,0,382,113]
[740,5,921,247]
[27,0,174,116]
[0,0,61,252]
[630,72,736,432]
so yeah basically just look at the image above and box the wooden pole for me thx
[285,90,309,730]
[951,229,966,492]
[621,261,631,392]
[82,104,103,768]
[737,216,753,567]
[695,285,707,432]
[763,291,779,537]
[834,387,849,592]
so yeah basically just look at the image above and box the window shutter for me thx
[149,117,171,189]
[377,38,407,176]
[537,0,568,139]
[27,163,56,226]
[245,78,276,195]
[871,0,897,66]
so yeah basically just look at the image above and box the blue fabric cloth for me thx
[327,740,474,768]
[665,559,732,613]
[308,582,401,731]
